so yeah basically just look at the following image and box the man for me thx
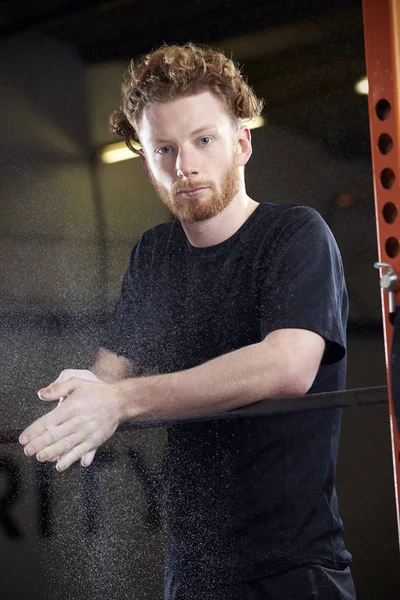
[20,44,356,599]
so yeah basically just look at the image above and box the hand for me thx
[19,373,123,472]
[55,369,104,468]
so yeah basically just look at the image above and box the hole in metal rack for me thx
[382,202,398,224]
[385,237,400,258]
[376,99,391,120]
[381,168,396,190]
[378,133,393,155]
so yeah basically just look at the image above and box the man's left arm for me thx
[19,327,324,471]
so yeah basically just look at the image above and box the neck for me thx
[180,191,259,248]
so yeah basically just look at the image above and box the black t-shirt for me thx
[102,203,351,584]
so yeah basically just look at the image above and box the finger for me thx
[54,398,66,461]
[38,378,78,402]
[19,402,77,446]
[22,417,81,458]
[80,449,97,467]
[36,431,85,464]
[55,370,75,383]
[55,369,102,384]
[57,442,93,472]
[59,448,97,467]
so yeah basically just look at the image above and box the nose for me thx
[176,147,199,179]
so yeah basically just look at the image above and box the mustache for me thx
[173,180,214,194]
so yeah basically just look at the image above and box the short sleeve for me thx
[100,243,140,359]
[259,207,348,364]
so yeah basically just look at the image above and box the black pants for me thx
[165,565,356,600]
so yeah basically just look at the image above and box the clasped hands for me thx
[19,370,123,472]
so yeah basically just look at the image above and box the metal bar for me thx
[0,385,388,445]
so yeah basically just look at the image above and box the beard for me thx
[150,153,241,223]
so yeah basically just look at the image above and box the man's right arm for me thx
[91,347,136,383]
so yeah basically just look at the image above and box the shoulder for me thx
[258,202,326,229]
[255,203,333,248]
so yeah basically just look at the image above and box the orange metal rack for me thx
[363,0,400,543]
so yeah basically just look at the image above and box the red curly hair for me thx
[110,43,264,154]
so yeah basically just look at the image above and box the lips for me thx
[177,186,209,195]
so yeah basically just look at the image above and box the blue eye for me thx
[157,146,171,155]
[199,137,211,145]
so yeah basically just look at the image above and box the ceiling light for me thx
[100,141,138,164]
[245,115,266,129]
[355,76,368,95]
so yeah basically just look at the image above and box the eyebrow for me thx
[190,125,218,136]
[151,125,218,145]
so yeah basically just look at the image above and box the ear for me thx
[237,126,252,166]
[139,150,152,184]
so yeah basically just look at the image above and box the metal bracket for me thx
[374,262,400,315]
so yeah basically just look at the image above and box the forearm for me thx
[116,334,316,421]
